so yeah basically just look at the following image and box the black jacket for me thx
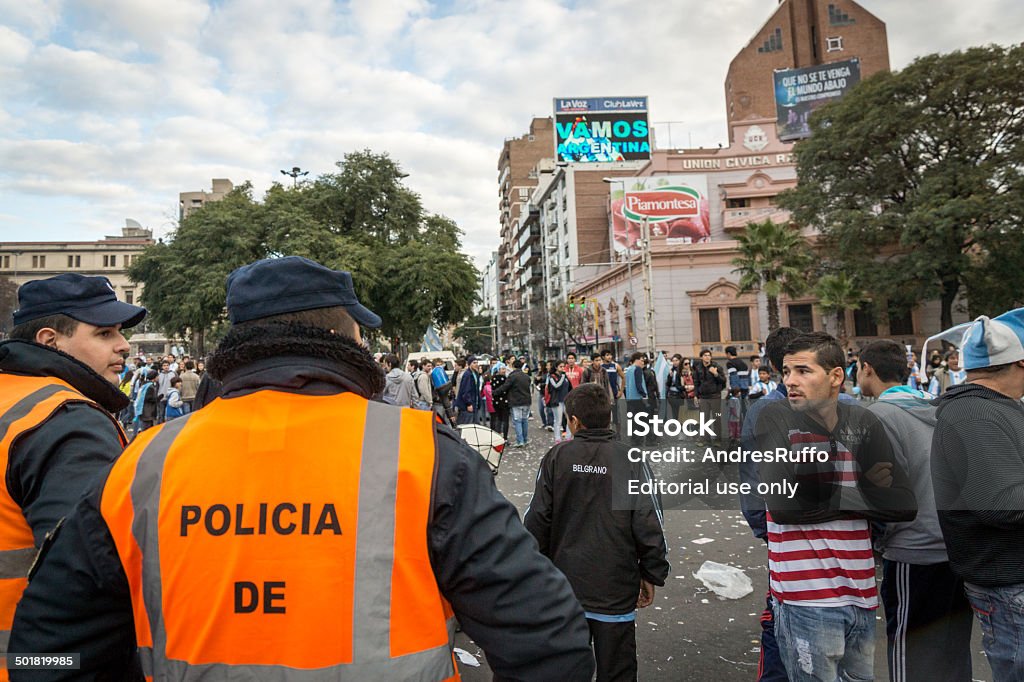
[932,383,1024,586]
[524,428,669,615]
[492,368,532,407]
[10,325,593,681]
[693,361,725,399]
[0,340,128,547]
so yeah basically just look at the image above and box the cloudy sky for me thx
[1,0,1020,267]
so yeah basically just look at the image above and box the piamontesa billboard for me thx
[610,175,711,254]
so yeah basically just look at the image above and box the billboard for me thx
[609,175,711,255]
[554,96,651,163]
[774,58,861,141]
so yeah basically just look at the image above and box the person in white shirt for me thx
[748,367,777,400]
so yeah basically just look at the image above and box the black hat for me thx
[13,274,147,329]
[226,256,381,328]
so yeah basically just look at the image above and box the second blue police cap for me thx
[225,256,382,328]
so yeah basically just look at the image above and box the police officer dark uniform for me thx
[0,274,145,678]
[10,256,594,681]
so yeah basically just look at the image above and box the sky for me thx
[1,0,1021,268]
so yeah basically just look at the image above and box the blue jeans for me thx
[773,600,875,681]
[511,405,530,445]
[964,581,1024,682]
[537,391,552,427]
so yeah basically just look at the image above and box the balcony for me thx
[723,206,792,234]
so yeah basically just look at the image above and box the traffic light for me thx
[568,296,576,309]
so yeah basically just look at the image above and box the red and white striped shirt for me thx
[767,432,877,609]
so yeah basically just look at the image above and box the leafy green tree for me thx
[731,219,815,332]
[129,152,478,354]
[454,313,494,355]
[814,272,863,350]
[779,44,1024,326]
[0,275,17,338]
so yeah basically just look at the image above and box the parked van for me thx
[405,351,457,374]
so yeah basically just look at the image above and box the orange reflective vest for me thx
[0,373,127,676]
[101,390,459,680]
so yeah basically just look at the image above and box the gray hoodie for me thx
[383,368,415,407]
[868,386,947,564]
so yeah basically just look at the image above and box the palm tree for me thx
[815,272,863,350]
[731,219,815,332]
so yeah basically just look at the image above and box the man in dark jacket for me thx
[931,307,1024,682]
[11,256,593,681]
[0,274,145,668]
[525,382,669,681]
[454,356,481,424]
[492,359,532,447]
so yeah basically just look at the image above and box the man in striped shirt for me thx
[755,332,916,682]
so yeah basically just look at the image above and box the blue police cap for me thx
[13,274,147,329]
[225,256,382,328]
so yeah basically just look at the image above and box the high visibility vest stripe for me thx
[139,640,458,681]
[114,395,457,680]
[129,414,193,673]
[0,548,37,580]
[0,385,69,443]
[352,400,400,661]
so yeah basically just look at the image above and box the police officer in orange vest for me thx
[0,274,145,675]
[11,256,594,680]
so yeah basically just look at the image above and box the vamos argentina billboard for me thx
[554,97,651,163]
[774,58,861,141]
[610,175,710,255]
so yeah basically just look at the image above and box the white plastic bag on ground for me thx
[693,560,753,600]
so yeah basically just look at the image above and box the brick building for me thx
[725,0,890,141]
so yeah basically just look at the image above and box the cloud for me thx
[23,44,157,112]
[0,0,62,39]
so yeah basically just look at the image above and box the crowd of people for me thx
[116,353,206,434]
[0,261,1021,682]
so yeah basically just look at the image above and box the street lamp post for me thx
[280,166,309,188]
[496,278,509,355]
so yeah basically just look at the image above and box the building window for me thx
[726,198,750,209]
[103,254,118,267]
[729,307,752,341]
[853,308,878,337]
[888,309,914,336]
[788,304,814,332]
[31,255,46,268]
[828,4,855,25]
[757,27,783,53]
[67,254,81,268]
[826,36,843,52]
[1,255,8,268]
[125,290,134,305]
[699,309,721,343]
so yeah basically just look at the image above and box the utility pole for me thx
[641,216,656,353]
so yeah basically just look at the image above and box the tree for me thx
[731,219,815,332]
[547,301,594,350]
[779,44,1024,326]
[0,275,17,338]
[454,313,494,355]
[814,272,863,350]
[129,151,479,354]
